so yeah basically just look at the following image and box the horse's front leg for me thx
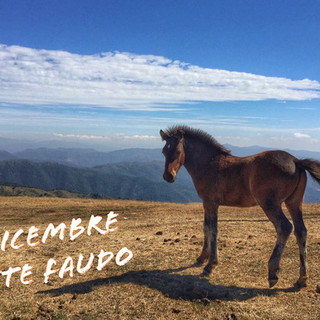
[200,200,219,276]
[196,233,209,266]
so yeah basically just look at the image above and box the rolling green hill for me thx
[0,184,108,199]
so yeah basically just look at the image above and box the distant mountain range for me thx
[3,145,320,167]
[0,159,199,203]
[0,145,319,203]
[0,150,18,161]
[1,147,163,167]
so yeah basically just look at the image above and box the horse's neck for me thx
[184,140,218,179]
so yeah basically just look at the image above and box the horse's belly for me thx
[222,193,258,207]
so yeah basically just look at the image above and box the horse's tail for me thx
[296,158,320,183]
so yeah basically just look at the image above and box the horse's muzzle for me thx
[163,172,175,183]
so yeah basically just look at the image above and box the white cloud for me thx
[53,133,110,140]
[53,132,157,141]
[294,132,311,139]
[0,44,320,109]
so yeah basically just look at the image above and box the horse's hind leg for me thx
[285,171,308,288]
[286,203,307,288]
[261,201,293,288]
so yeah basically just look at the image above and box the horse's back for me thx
[251,150,297,175]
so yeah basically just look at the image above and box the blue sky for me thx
[0,0,320,151]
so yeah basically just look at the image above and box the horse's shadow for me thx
[38,265,299,302]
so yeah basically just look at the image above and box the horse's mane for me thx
[165,125,231,155]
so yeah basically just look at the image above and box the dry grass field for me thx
[0,196,319,320]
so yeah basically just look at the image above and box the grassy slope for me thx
[0,185,103,199]
[0,197,319,319]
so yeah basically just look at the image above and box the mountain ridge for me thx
[0,159,199,203]
[0,145,319,203]
[1,144,320,168]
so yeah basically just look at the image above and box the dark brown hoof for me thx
[268,277,278,288]
[200,269,210,277]
[295,278,307,289]
[195,258,205,267]
[201,265,213,277]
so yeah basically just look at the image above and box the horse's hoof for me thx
[200,270,210,277]
[295,278,307,289]
[201,265,212,277]
[194,259,204,267]
[268,277,278,288]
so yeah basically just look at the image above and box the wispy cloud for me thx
[53,133,157,141]
[294,132,311,139]
[287,107,316,110]
[1,44,320,110]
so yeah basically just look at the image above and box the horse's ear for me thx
[160,130,167,141]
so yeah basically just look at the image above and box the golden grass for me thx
[0,196,319,319]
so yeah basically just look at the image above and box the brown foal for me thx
[160,125,320,288]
